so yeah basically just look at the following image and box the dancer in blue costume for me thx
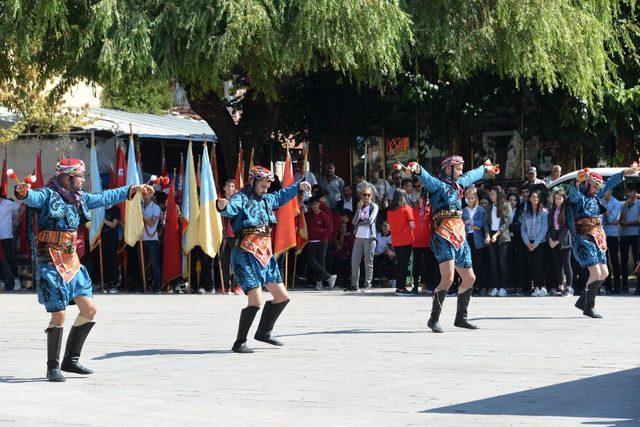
[15,158,153,382]
[567,165,637,318]
[399,156,498,333]
[217,166,311,353]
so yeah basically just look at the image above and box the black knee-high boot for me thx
[255,299,290,346]
[46,327,65,382]
[454,288,478,329]
[583,280,603,318]
[232,306,260,353]
[427,290,447,333]
[61,322,95,374]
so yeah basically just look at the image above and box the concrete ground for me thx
[0,290,639,426]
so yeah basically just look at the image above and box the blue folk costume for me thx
[218,165,301,353]
[567,170,624,318]
[410,157,491,333]
[15,158,135,382]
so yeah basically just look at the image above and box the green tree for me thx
[101,78,174,114]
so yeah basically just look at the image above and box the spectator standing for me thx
[601,189,622,293]
[142,191,163,293]
[401,179,418,207]
[354,173,379,201]
[304,196,337,290]
[618,186,639,294]
[373,220,397,288]
[346,188,378,292]
[0,196,23,291]
[101,205,121,293]
[387,189,415,295]
[547,189,574,296]
[336,184,357,215]
[544,165,562,185]
[294,156,318,201]
[221,179,242,294]
[387,169,403,203]
[331,222,355,287]
[318,163,345,209]
[484,186,512,297]
[524,167,546,188]
[411,189,433,294]
[370,169,390,208]
[521,190,549,296]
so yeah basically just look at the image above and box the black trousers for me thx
[393,245,413,290]
[221,237,237,289]
[550,246,573,289]
[189,246,214,291]
[411,247,428,286]
[619,235,638,292]
[305,241,330,282]
[467,234,487,289]
[604,236,621,292]
[373,253,397,280]
[1,238,18,290]
[488,241,510,288]
[525,243,547,290]
[101,234,120,288]
[143,240,162,291]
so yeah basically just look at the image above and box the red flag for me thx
[234,146,244,189]
[33,149,43,189]
[162,180,182,287]
[1,148,7,198]
[273,150,299,255]
[295,204,308,255]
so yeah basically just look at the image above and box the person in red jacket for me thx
[387,189,415,295]
[411,186,433,294]
[304,196,337,290]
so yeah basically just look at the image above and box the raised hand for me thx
[217,198,228,210]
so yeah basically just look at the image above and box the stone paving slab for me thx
[1,290,639,426]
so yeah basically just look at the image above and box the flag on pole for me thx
[124,133,144,246]
[135,142,144,183]
[296,145,309,254]
[33,149,43,189]
[198,143,223,258]
[181,141,200,255]
[210,141,221,194]
[248,147,255,180]
[176,153,185,202]
[161,144,168,177]
[234,145,244,189]
[162,179,182,287]
[89,138,105,251]
[273,149,299,255]
[111,142,127,222]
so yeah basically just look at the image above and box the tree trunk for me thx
[187,89,239,177]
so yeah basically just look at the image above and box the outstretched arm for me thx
[457,165,487,188]
[414,167,447,194]
[597,171,624,198]
[83,186,134,209]
[14,186,49,209]
[264,179,304,209]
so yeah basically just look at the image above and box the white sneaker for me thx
[539,287,548,297]
[566,287,575,296]
[489,288,499,297]
[497,288,507,297]
[362,285,372,293]
[15,278,22,290]
[315,282,323,291]
[197,288,206,295]
[531,287,540,297]
[327,275,337,290]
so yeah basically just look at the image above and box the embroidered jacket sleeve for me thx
[457,165,486,188]
[16,187,50,209]
[83,186,133,209]
[416,168,447,194]
[264,179,302,210]
[597,171,624,198]
[218,192,245,218]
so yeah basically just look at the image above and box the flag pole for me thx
[292,251,297,290]
[130,124,148,293]
[285,250,289,290]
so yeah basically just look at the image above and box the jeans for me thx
[525,243,547,290]
[351,237,375,289]
[393,245,413,290]
[1,238,18,290]
[305,241,330,283]
[551,245,573,289]
[619,235,638,292]
[488,241,510,288]
[143,240,162,291]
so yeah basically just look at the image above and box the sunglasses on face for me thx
[362,193,372,197]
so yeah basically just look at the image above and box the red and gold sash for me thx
[239,234,273,267]
[434,212,466,250]
[576,217,607,251]
[36,230,81,283]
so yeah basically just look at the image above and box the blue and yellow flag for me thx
[198,143,223,258]
[181,141,200,255]
[124,134,144,246]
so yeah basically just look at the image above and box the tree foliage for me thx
[101,77,174,114]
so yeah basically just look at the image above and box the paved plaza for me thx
[1,290,639,426]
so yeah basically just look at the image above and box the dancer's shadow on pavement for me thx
[0,376,48,383]
[279,328,423,337]
[422,367,640,426]
[93,349,233,360]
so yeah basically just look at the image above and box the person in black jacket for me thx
[547,189,573,296]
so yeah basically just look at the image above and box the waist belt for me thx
[36,230,81,283]
[575,217,607,251]
[238,227,273,267]
[433,210,462,222]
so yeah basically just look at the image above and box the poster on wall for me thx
[476,131,522,180]
[385,136,417,172]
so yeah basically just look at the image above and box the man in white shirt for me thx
[370,169,390,208]
[294,157,317,201]
[142,192,162,293]
[0,196,23,291]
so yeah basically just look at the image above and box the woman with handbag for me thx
[547,189,574,296]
